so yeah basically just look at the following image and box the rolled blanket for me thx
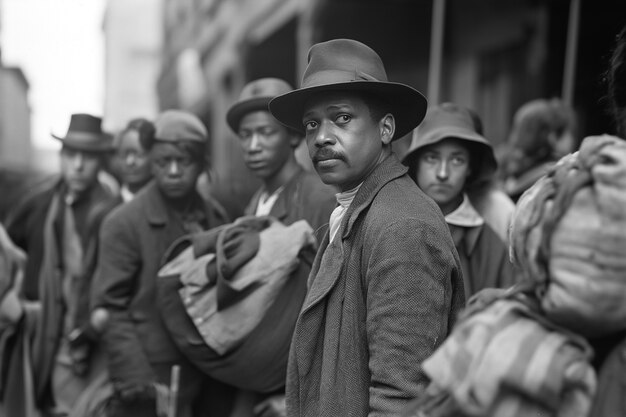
[411,290,596,417]
[510,135,626,337]
[156,216,316,392]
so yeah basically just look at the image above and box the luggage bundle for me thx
[510,135,626,337]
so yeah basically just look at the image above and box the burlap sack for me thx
[510,135,626,337]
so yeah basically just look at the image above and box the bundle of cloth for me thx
[156,215,317,393]
[404,135,626,417]
[510,135,626,336]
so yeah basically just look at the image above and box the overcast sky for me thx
[2,0,106,149]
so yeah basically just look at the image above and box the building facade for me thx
[156,0,626,215]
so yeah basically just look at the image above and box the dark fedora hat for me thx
[226,78,294,133]
[269,39,427,140]
[52,113,112,152]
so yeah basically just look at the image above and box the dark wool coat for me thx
[5,177,120,407]
[286,155,465,417]
[448,221,517,299]
[91,182,228,388]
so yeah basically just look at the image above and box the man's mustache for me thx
[312,148,345,163]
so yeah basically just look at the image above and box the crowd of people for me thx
[0,23,624,417]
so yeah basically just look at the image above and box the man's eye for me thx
[336,114,351,124]
[423,154,437,163]
[451,157,467,165]
[304,121,318,131]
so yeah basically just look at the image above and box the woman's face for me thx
[115,130,152,191]
[150,142,203,200]
[414,138,471,215]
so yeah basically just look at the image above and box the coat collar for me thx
[339,153,408,239]
[249,166,306,221]
[269,166,305,221]
[142,181,213,228]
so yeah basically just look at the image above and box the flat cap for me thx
[154,110,208,143]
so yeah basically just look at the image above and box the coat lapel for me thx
[301,227,343,313]
[299,156,408,313]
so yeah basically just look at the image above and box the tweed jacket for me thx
[286,154,465,417]
[91,181,228,387]
[244,166,336,235]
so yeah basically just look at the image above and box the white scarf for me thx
[329,183,362,243]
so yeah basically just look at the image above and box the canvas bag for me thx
[510,135,626,337]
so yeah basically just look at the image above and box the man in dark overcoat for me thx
[91,110,230,417]
[268,39,466,416]
[5,113,120,415]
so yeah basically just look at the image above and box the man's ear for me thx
[380,113,395,145]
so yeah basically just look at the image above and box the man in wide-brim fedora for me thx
[268,39,465,416]
[5,113,121,415]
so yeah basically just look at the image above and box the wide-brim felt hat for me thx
[226,78,294,133]
[402,103,498,185]
[52,113,112,152]
[269,39,427,140]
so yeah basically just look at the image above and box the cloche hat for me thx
[269,39,427,140]
[154,110,207,144]
[402,103,498,186]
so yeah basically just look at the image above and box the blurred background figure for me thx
[111,118,155,202]
[499,98,578,201]
[4,113,120,416]
[403,103,516,299]
[606,25,626,140]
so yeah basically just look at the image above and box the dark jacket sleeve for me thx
[91,210,155,387]
[364,217,464,416]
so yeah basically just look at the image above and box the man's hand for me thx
[253,394,286,417]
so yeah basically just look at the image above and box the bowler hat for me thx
[269,39,427,140]
[226,78,294,133]
[52,113,112,152]
[402,103,497,186]
[154,110,207,144]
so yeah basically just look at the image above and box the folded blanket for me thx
[413,290,596,417]
[156,216,316,392]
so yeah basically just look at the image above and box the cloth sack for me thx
[407,289,596,417]
[510,135,626,337]
[156,216,316,393]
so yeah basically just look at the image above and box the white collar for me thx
[121,185,135,202]
[445,193,484,227]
